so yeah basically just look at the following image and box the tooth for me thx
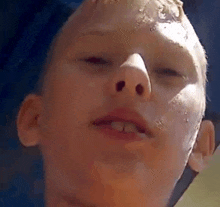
[124,122,138,133]
[111,122,124,132]
[137,132,147,139]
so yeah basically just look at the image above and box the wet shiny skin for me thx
[20,0,209,206]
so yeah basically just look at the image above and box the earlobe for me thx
[17,94,43,147]
[188,120,215,172]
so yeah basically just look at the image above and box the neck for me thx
[45,181,94,207]
[44,174,170,207]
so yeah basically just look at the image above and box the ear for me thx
[17,94,43,147]
[188,120,215,172]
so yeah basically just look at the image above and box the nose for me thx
[109,53,151,99]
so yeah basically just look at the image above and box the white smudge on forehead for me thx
[156,0,183,21]
[69,0,185,30]
[91,0,183,20]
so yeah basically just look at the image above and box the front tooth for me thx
[137,132,147,139]
[124,122,138,133]
[111,122,124,132]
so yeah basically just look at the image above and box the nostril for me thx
[136,84,144,95]
[116,81,125,91]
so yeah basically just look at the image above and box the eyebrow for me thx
[76,28,196,71]
[78,29,192,53]
[77,28,119,38]
[79,30,106,37]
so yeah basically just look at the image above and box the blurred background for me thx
[0,0,220,206]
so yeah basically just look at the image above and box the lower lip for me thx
[93,125,144,143]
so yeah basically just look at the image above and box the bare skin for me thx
[17,0,215,206]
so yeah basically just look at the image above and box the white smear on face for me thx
[157,22,187,44]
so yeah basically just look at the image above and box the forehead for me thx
[55,0,192,57]
[65,0,182,34]
[50,0,204,80]
[59,0,193,53]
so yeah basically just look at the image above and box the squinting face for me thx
[38,0,206,206]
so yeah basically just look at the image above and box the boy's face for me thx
[17,0,214,206]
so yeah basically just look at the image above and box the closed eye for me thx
[83,57,109,65]
[155,68,181,77]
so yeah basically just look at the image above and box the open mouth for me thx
[93,120,146,134]
[92,119,150,140]
[91,108,153,141]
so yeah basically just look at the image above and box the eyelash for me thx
[82,57,109,65]
[81,57,182,78]
[155,68,181,77]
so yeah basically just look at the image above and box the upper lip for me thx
[92,108,153,136]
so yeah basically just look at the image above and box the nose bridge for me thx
[110,53,151,99]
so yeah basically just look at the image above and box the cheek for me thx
[43,66,107,121]
[150,86,204,171]
[159,85,204,138]
[40,67,109,159]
